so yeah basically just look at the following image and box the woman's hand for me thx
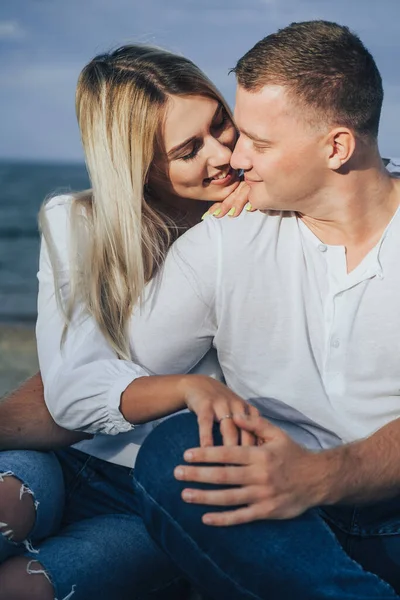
[177,374,259,447]
[203,181,257,220]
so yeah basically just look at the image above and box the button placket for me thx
[322,249,348,397]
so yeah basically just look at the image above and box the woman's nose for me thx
[207,136,233,167]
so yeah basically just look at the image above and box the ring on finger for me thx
[219,414,233,423]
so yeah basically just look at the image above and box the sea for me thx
[0,158,399,325]
[0,160,89,324]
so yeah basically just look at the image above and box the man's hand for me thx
[174,412,331,526]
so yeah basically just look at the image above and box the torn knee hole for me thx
[26,560,52,584]
[0,522,14,540]
[0,471,14,483]
[0,472,39,546]
[27,561,77,600]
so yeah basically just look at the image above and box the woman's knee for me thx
[0,473,36,543]
[135,413,199,486]
[0,556,54,600]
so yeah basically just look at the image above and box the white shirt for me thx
[37,172,400,467]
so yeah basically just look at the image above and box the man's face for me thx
[231,85,327,212]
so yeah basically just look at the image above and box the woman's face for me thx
[150,95,240,205]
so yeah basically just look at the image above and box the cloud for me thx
[0,21,25,40]
[1,0,400,160]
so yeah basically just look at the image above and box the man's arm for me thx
[318,416,400,505]
[0,373,91,450]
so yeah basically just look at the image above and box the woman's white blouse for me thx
[36,195,222,466]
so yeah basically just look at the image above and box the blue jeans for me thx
[133,413,400,600]
[0,447,187,600]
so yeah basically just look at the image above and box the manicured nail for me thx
[213,208,222,217]
[184,451,193,461]
[201,211,210,220]
[182,490,193,502]
[228,207,236,217]
[203,515,213,525]
[245,202,252,211]
[175,467,184,479]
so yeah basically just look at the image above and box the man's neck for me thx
[298,161,400,272]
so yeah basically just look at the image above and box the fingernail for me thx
[245,202,252,211]
[184,451,193,461]
[175,467,184,479]
[182,490,193,502]
[201,211,210,220]
[213,208,222,217]
[203,515,213,525]
[228,207,236,217]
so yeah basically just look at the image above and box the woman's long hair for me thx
[39,45,232,359]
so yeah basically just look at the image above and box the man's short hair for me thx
[233,21,383,139]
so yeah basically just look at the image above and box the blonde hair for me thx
[40,45,232,359]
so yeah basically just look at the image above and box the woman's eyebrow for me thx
[167,136,197,159]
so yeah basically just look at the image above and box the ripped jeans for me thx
[0,447,187,600]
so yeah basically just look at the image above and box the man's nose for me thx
[230,136,252,171]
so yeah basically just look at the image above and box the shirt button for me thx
[318,244,327,252]
[331,339,340,348]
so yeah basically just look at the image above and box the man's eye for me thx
[254,145,268,153]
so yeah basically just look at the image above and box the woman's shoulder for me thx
[41,193,91,236]
[43,194,74,214]
[41,194,74,227]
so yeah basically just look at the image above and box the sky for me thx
[1,0,399,162]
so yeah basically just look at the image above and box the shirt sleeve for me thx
[36,196,149,435]
[128,216,221,375]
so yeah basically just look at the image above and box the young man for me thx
[129,20,400,598]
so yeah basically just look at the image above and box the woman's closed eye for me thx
[211,110,229,133]
[181,141,202,161]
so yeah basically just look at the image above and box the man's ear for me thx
[325,127,356,170]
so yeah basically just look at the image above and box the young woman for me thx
[0,45,258,600]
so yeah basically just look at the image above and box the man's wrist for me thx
[308,445,350,507]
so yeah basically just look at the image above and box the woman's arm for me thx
[0,373,91,450]
[37,196,222,437]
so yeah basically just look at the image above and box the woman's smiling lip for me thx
[204,168,238,187]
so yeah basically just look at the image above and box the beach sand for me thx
[0,324,38,398]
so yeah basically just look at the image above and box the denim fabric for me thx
[0,447,187,600]
[0,450,65,562]
[133,413,400,600]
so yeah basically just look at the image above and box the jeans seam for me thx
[64,454,93,502]
[142,574,186,595]
[135,480,263,600]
